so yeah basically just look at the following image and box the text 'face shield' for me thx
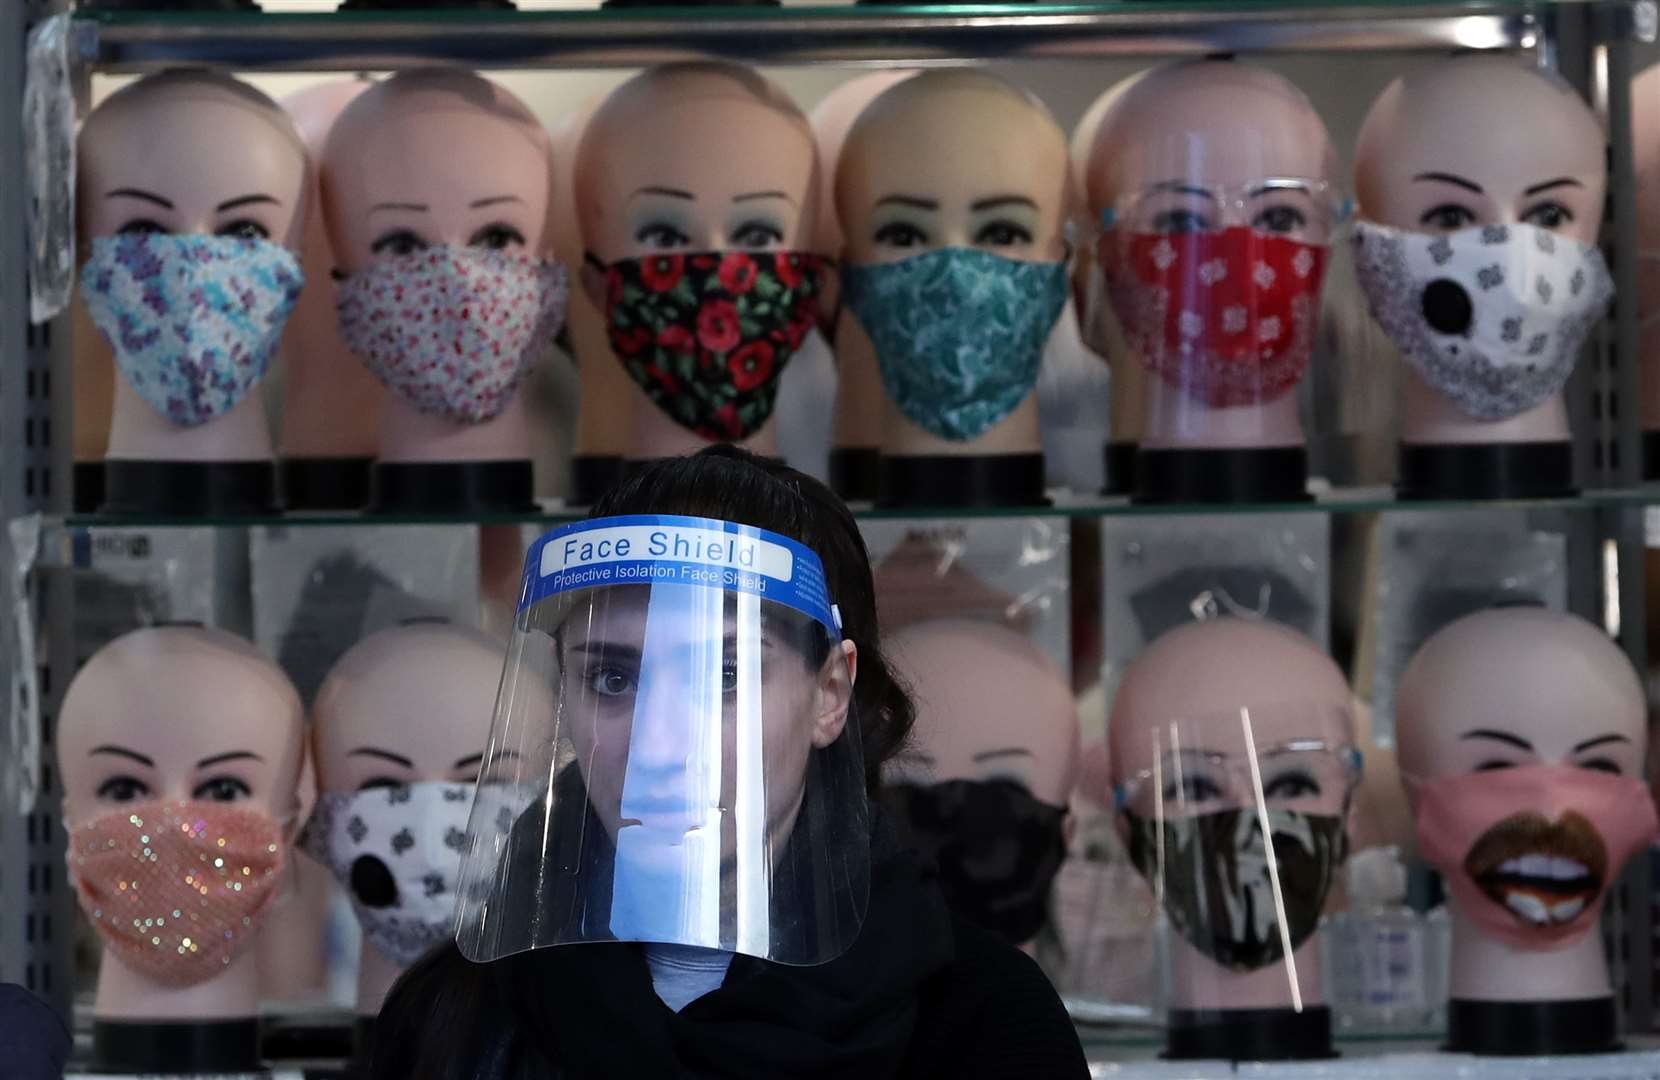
[455,515,868,967]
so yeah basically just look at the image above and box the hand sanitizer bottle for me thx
[1325,846,1448,1035]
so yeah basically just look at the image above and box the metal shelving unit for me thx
[8,0,1659,1052]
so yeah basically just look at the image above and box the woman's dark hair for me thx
[589,445,914,792]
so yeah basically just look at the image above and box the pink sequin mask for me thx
[336,246,568,424]
[67,801,286,987]
[1410,765,1659,950]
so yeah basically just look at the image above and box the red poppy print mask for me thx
[1099,226,1328,409]
[595,250,825,441]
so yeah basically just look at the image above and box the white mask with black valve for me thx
[302,781,474,967]
[1351,221,1613,421]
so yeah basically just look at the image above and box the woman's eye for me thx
[1474,759,1516,773]
[721,663,739,693]
[216,219,270,242]
[873,222,928,249]
[635,223,690,250]
[117,219,169,237]
[192,776,252,803]
[1578,758,1622,775]
[731,222,784,249]
[1253,205,1307,234]
[371,229,428,258]
[1522,202,1574,230]
[96,776,150,802]
[588,667,637,698]
[470,223,525,251]
[974,220,1033,247]
[1151,209,1210,235]
[1420,203,1476,232]
[1263,772,1322,800]
[1164,775,1223,803]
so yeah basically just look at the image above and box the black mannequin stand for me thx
[1102,440,1136,496]
[91,1018,263,1075]
[74,461,106,515]
[368,460,535,516]
[1445,996,1618,1056]
[604,0,779,7]
[81,0,259,10]
[1643,430,1660,483]
[1133,445,1309,505]
[568,454,626,508]
[282,456,372,512]
[337,0,515,9]
[829,446,881,503]
[101,459,278,517]
[878,453,1048,509]
[1396,440,1576,501]
[1164,1006,1335,1062]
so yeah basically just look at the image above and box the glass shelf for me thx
[70,0,1577,72]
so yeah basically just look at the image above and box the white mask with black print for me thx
[1351,221,1613,421]
[301,781,474,968]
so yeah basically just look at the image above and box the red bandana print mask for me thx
[598,251,825,441]
[1099,226,1328,409]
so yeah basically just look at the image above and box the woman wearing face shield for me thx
[365,445,1089,1080]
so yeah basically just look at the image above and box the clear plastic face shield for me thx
[455,515,868,966]
[1096,135,1344,442]
[1112,702,1358,1010]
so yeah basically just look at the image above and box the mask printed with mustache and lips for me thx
[1411,764,1659,949]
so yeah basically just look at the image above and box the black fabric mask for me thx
[1125,807,1344,972]
[881,779,1068,946]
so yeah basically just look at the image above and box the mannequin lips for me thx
[1464,810,1608,932]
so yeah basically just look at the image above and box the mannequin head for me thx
[836,71,1069,458]
[59,626,306,1019]
[888,618,1079,805]
[574,62,822,458]
[311,621,503,792]
[1108,617,1354,1010]
[322,68,553,274]
[279,77,382,464]
[80,70,307,254]
[1396,609,1651,1001]
[1086,60,1337,450]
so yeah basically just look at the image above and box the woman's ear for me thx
[811,640,857,749]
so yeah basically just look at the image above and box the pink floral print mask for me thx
[594,250,825,441]
[336,246,568,425]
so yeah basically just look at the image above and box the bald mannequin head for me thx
[79,69,307,254]
[1085,59,1336,224]
[321,68,553,274]
[575,62,818,267]
[1355,57,1604,244]
[838,70,1069,266]
[808,71,918,256]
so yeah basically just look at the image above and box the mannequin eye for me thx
[1473,759,1516,772]
[371,229,430,258]
[974,221,1033,247]
[193,776,252,802]
[1252,205,1307,235]
[1577,758,1622,775]
[1263,770,1322,799]
[587,666,637,698]
[635,223,690,250]
[1163,774,1223,804]
[731,221,785,249]
[1521,202,1574,230]
[216,219,270,242]
[1150,209,1211,235]
[1419,204,1477,232]
[359,777,408,792]
[469,223,526,251]
[116,219,169,237]
[96,776,151,802]
[873,222,929,249]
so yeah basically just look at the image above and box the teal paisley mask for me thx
[841,248,1068,442]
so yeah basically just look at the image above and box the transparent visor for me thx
[455,515,868,966]
[1112,702,1358,1010]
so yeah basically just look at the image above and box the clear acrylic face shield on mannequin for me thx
[1097,135,1344,441]
[455,514,868,967]
[1114,702,1358,1008]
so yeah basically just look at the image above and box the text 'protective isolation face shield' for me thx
[1114,703,1358,1009]
[455,515,868,967]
